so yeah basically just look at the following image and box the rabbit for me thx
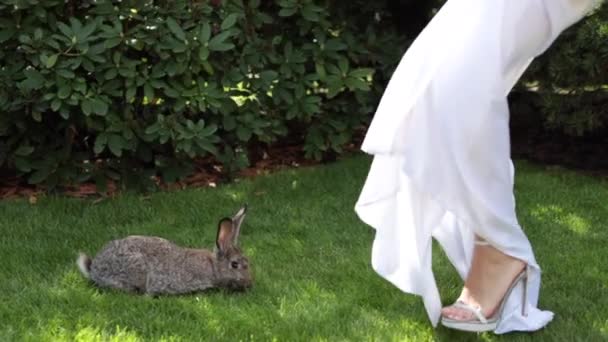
[76,205,252,295]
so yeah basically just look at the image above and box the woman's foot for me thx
[441,239,526,321]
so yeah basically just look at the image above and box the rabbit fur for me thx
[77,205,252,295]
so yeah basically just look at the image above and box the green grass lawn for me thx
[1,155,607,341]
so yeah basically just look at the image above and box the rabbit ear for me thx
[216,218,235,253]
[231,204,247,245]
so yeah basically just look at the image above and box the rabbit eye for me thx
[230,261,239,269]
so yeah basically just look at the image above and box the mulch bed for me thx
[0,142,357,200]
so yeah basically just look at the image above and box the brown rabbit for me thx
[76,205,252,295]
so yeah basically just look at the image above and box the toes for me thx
[441,307,459,319]
[442,306,474,320]
[441,307,452,318]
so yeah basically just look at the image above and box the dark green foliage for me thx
[2,0,604,190]
[0,0,408,188]
[521,2,608,136]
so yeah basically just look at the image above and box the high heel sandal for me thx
[440,238,529,332]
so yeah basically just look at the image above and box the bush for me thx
[0,0,408,189]
[6,0,601,192]
[520,2,608,136]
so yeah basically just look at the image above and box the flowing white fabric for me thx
[355,0,597,334]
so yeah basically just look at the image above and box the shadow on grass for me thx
[9,264,433,341]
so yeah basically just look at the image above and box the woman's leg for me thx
[441,0,597,323]
[356,0,597,333]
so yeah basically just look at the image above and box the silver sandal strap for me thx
[452,300,489,324]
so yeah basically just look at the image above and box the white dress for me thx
[355,0,597,334]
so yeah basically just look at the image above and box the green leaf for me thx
[107,134,124,157]
[57,84,71,99]
[198,46,209,61]
[88,42,106,55]
[57,69,75,79]
[91,98,109,116]
[260,70,278,83]
[145,123,160,135]
[51,99,62,111]
[59,108,70,120]
[73,81,87,94]
[32,111,42,122]
[302,100,319,115]
[315,62,327,79]
[327,77,343,98]
[349,68,375,79]
[223,116,236,131]
[19,34,33,45]
[200,124,218,137]
[57,22,73,38]
[345,77,370,91]
[165,61,178,76]
[94,133,108,154]
[15,157,32,172]
[221,13,239,30]
[46,39,60,50]
[69,17,83,33]
[284,41,293,58]
[302,4,321,22]
[81,98,93,116]
[144,83,154,101]
[104,37,122,48]
[200,23,211,43]
[164,87,180,98]
[197,141,218,155]
[169,39,187,53]
[278,7,297,17]
[326,63,341,75]
[15,145,34,156]
[295,84,305,99]
[0,27,16,43]
[166,17,186,41]
[202,61,214,75]
[19,69,45,90]
[28,169,50,185]
[208,42,234,52]
[104,68,118,80]
[338,58,349,74]
[126,86,136,102]
[277,88,293,105]
[325,39,347,51]
[77,21,97,42]
[34,28,43,40]
[208,31,233,51]
[236,126,252,141]
[45,54,59,68]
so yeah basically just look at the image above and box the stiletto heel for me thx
[521,266,529,317]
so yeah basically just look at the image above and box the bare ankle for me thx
[456,245,526,317]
